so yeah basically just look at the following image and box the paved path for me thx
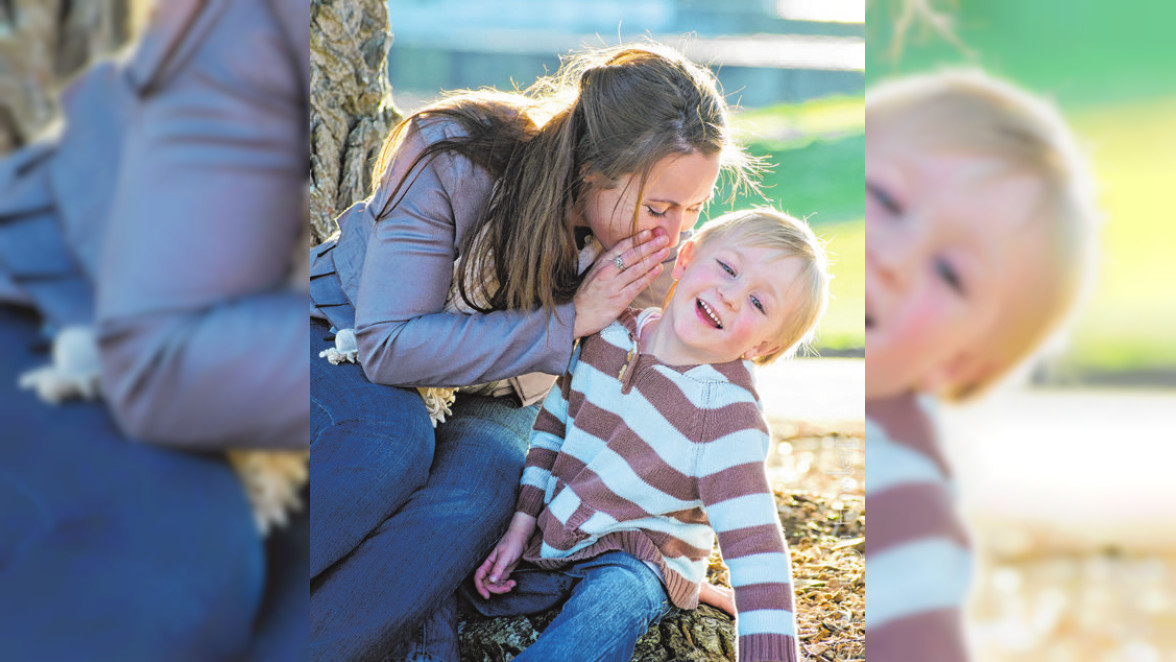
[755,357,863,428]
[938,389,1176,553]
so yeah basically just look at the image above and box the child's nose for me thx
[718,282,741,310]
[867,219,922,290]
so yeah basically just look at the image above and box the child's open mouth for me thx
[697,299,723,329]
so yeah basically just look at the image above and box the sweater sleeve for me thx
[697,396,799,662]
[864,404,972,661]
[352,119,577,387]
[515,359,575,518]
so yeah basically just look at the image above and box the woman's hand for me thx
[473,512,537,599]
[573,229,671,338]
[699,580,736,616]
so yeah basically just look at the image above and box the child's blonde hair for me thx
[692,208,830,365]
[867,69,1099,400]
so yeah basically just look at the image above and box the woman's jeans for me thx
[460,551,676,662]
[0,305,273,661]
[309,318,538,661]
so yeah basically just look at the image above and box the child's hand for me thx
[473,512,537,600]
[473,537,523,599]
[698,580,736,616]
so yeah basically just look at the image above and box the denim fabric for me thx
[0,306,265,661]
[397,593,460,662]
[461,551,675,662]
[309,318,435,577]
[248,497,310,662]
[310,317,538,661]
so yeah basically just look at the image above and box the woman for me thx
[309,42,757,659]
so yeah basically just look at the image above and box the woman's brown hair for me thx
[371,42,756,316]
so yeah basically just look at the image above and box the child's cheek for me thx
[904,291,965,358]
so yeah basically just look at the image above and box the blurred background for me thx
[375,1,867,658]
[384,0,865,356]
[867,1,1176,660]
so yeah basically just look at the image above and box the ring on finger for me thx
[614,255,625,271]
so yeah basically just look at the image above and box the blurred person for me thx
[864,69,1098,660]
[309,42,759,660]
[0,0,309,659]
[465,209,827,662]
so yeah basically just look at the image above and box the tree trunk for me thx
[0,0,138,153]
[309,0,401,243]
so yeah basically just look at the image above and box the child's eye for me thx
[717,260,735,276]
[645,206,667,217]
[751,295,765,313]
[935,258,965,295]
[867,181,903,216]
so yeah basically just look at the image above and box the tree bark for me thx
[309,0,401,243]
[0,0,136,153]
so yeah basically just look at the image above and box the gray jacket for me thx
[0,0,309,450]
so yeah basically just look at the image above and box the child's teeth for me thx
[699,300,722,328]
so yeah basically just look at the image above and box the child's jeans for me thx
[460,550,676,662]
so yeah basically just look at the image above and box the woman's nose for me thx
[661,210,688,243]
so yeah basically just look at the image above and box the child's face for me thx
[661,238,800,365]
[865,132,1049,400]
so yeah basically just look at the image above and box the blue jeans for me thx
[0,306,266,661]
[310,319,538,661]
[249,497,310,662]
[461,551,676,662]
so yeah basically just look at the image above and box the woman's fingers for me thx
[616,243,670,287]
[572,229,672,338]
[604,231,670,281]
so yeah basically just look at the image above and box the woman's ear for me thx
[581,167,605,188]
[671,240,696,281]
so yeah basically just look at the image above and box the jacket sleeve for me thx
[351,120,577,387]
[94,0,308,450]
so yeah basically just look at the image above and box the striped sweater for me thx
[515,309,799,662]
[865,394,972,660]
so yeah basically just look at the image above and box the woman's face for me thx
[578,151,721,250]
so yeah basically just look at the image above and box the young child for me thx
[466,208,829,662]
[864,70,1098,660]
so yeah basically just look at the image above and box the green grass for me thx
[1056,97,1176,375]
[703,95,865,352]
[866,2,1176,377]
[866,0,1176,109]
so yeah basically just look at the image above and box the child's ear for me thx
[743,339,782,362]
[671,240,696,281]
[917,351,991,396]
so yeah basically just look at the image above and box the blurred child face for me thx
[659,238,800,365]
[865,131,1050,400]
[579,151,720,250]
